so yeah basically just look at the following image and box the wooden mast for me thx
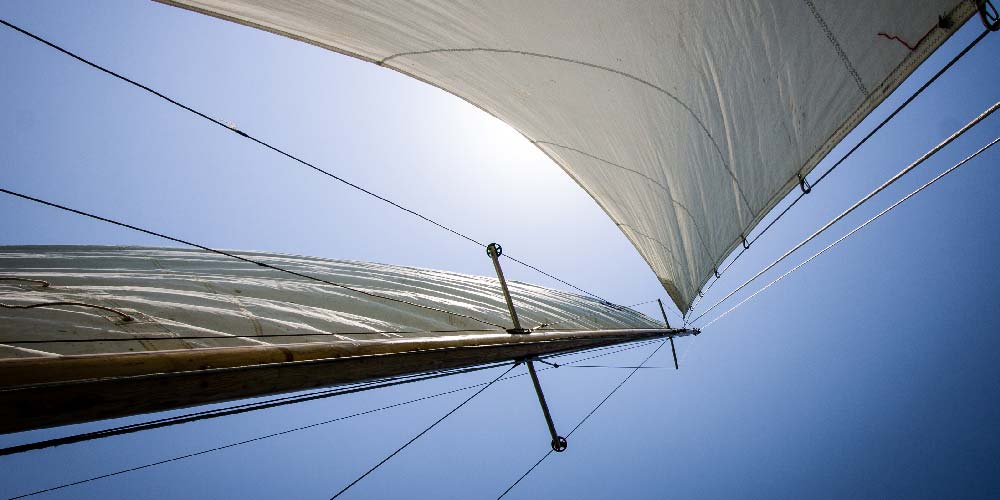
[0,327,697,434]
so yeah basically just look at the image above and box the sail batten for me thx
[159,0,975,309]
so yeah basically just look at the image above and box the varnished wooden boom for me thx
[0,328,695,434]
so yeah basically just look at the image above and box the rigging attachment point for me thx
[551,436,568,452]
[741,234,750,250]
[978,0,999,31]
[797,173,812,194]
[486,242,502,258]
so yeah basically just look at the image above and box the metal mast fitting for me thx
[486,243,531,334]
[525,359,568,452]
[658,299,679,370]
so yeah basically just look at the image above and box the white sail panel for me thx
[0,246,658,358]
[160,0,975,308]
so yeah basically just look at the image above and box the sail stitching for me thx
[801,0,870,98]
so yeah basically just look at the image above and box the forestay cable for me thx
[701,135,1000,329]
[0,187,505,329]
[0,18,614,306]
[691,100,1000,325]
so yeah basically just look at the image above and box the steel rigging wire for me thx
[701,134,1000,329]
[690,99,1000,325]
[0,18,617,307]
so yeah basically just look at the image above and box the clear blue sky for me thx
[1,1,999,499]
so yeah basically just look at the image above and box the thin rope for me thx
[0,277,49,287]
[329,363,516,499]
[696,28,992,300]
[498,340,668,498]
[0,18,617,308]
[556,365,667,369]
[0,187,505,329]
[701,135,999,329]
[0,301,133,321]
[691,100,1000,325]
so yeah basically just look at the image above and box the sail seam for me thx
[802,0,870,98]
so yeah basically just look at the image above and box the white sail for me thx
[0,246,659,358]
[160,0,975,309]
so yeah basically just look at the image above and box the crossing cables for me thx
[0,187,505,329]
[701,134,1000,329]
[498,339,668,498]
[0,17,613,306]
[329,363,516,499]
[692,100,999,324]
[691,100,1000,326]
[695,27,994,301]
